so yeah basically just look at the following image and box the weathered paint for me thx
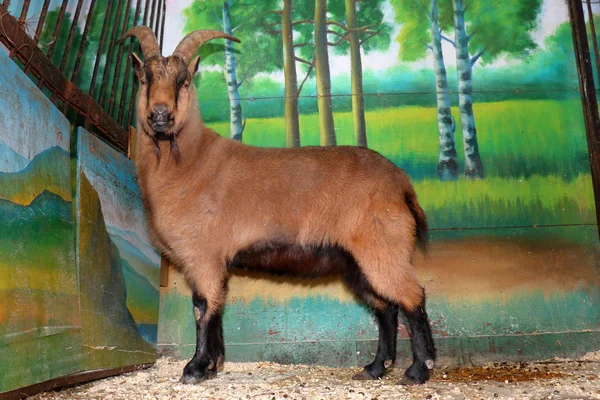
[0,50,81,392]
[76,128,160,369]
[159,222,600,365]
[0,49,161,393]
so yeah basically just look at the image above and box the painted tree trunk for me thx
[223,0,244,142]
[345,0,367,147]
[431,0,458,181]
[453,0,484,178]
[282,0,300,148]
[314,0,336,146]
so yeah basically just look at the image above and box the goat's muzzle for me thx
[150,104,172,133]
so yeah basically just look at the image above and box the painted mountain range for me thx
[0,139,29,173]
[0,145,70,205]
[77,128,160,347]
[0,190,77,339]
[78,172,156,369]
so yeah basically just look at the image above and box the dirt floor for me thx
[31,352,600,400]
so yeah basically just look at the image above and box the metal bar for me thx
[89,0,116,99]
[34,0,51,45]
[149,0,158,31]
[567,0,600,238]
[117,0,143,124]
[99,0,127,107]
[153,0,162,36]
[159,0,166,52]
[71,0,97,83]
[106,0,132,115]
[124,0,153,125]
[585,0,600,84]
[45,0,69,58]
[19,0,31,23]
[59,0,83,71]
[143,0,152,25]
[0,4,128,152]
[108,0,134,115]
[153,0,160,42]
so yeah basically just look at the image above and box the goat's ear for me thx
[188,55,201,76]
[130,52,145,80]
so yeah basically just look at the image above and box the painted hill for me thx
[0,190,74,273]
[0,139,29,173]
[0,190,77,339]
[121,257,159,326]
[78,171,156,370]
[107,225,161,266]
[111,233,160,291]
[0,146,70,205]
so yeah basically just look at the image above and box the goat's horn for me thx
[173,30,240,64]
[117,26,160,59]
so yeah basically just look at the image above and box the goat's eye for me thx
[140,79,146,85]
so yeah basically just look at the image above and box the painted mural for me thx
[77,128,160,370]
[158,0,600,366]
[0,50,81,393]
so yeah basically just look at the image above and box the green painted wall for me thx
[0,53,159,393]
[0,50,82,393]
[157,0,600,367]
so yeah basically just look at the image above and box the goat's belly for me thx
[228,242,356,278]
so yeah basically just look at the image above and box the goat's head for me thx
[118,26,239,138]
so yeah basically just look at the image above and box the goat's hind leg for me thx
[180,292,224,384]
[349,247,436,384]
[343,269,398,380]
[399,294,436,385]
[353,302,400,380]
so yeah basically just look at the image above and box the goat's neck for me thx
[135,114,219,195]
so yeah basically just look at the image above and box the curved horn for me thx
[117,26,160,59]
[173,30,241,64]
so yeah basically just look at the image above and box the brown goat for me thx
[119,26,436,385]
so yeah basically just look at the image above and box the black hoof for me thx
[400,361,430,385]
[399,375,421,386]
[352,370,377,380]
[179,359,217,384]
[353,359,394,380]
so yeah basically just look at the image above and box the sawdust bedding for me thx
[32,351,600,400]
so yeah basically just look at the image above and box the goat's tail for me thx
[405,188,428,253]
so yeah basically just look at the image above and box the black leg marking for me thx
[180,293,222,384]
[208,311,224,371]
[355,305,399,380]
[400,295,436,385]
[342,266,399,380]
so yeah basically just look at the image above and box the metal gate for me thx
[0,0,166,153]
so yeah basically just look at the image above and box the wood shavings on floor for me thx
[32,351,600,400]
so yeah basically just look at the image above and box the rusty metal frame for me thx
[0,1,166,154]
[568,0,600,238]
[0,4,128,151]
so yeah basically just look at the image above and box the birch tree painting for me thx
[183,0,281,142]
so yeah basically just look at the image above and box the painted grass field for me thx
[206,100,590,181]
[205,100,596,233]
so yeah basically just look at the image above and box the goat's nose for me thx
[151,104,170,120]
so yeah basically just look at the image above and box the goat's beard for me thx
[150,130,180,163]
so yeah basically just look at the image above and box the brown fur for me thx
[133,55,428,319]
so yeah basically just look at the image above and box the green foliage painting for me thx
[153,0,600,365]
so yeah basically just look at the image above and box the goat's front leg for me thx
[180,291,224,384]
